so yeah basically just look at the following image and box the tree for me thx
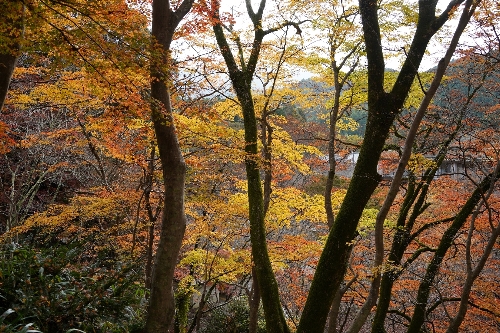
[1,0,199,331]
[0,1,23,112]
[294,1,484,331]
[209,0,310,331]
[203,1,489,332]
[296,3,365,329]
[342,1,481,332]
[2,0,500,332]
[144,0,195,332]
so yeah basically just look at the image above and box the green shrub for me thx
[0,244,146,333]
[200,297,266,333]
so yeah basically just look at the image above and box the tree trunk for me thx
[369,3,481,323]
[297,1,461,331]
[324,63,341,229]
[371,140,457,332]
[144,1,194,332]
[0,0,24,111]
[145,72,187,332]
[144,144,161,291]
[370,178,426,333]
[239,83,290,333]
[211,1,290,330]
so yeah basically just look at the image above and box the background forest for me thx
[0,0,499,332]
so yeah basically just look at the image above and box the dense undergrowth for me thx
[0,242,146,332]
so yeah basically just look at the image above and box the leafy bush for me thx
[0,192,148,332]
[200,297,266,333]
[0,244,146,333]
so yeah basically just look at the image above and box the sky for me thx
[218,0,471,73]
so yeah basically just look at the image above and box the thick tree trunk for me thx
[145,74,187,332]
[297,1,460,331]
[298,99,389,333]
[144,0,193,332]
[0,0,24,111]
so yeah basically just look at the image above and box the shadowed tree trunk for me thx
[346,2,478,332]
[297,1,466,332]
[0,0,24,111]
[144,0,194,332]
[210,0,300,331]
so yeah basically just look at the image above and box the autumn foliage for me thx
[0,0,500,333]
